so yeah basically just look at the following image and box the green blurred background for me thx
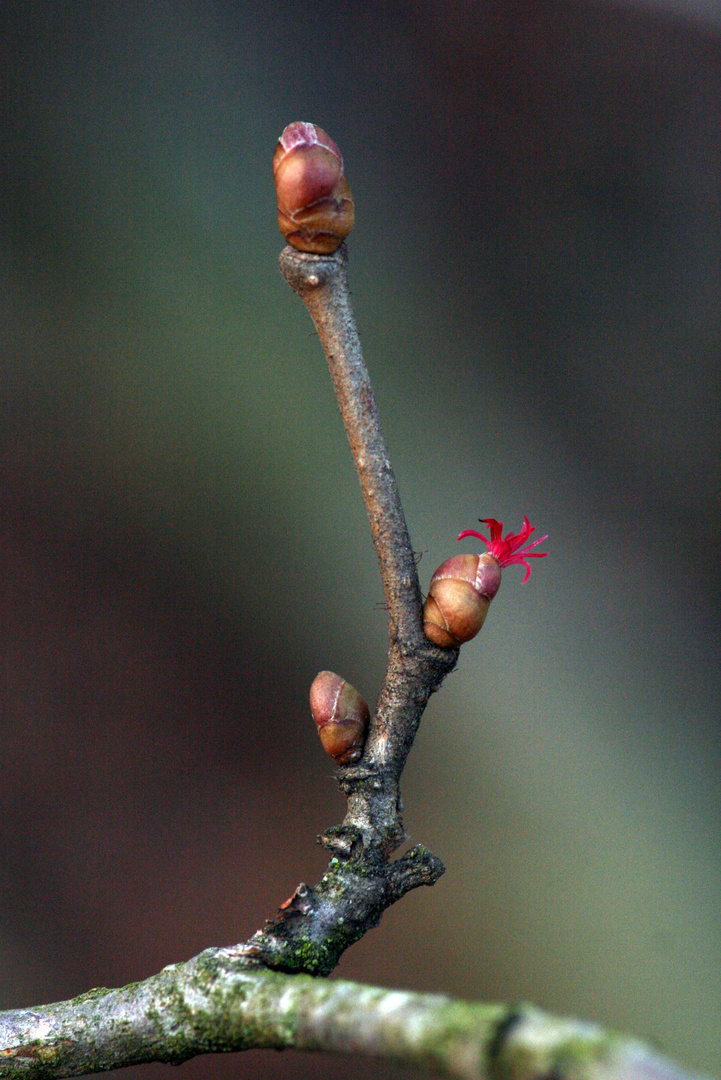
[2,1,719,1077]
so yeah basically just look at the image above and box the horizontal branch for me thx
[0,951,707,1080]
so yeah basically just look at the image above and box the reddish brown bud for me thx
[309,670,370,766]
[273,121,354,254]
[423,553,502,648]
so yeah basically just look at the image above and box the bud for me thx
[309,671,370,766]
[424,516,548,649]
[273,121,354,254]
[423,553,501,648]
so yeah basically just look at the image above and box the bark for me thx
[0,959,705,1080]
[239,245,458,973]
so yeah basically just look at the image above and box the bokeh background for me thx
[2,1,720,1077]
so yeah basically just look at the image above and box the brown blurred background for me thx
[2,1,720,1077]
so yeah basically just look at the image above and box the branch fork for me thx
[0,126,707,1080]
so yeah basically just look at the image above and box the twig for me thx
[278,244,421,648]
[235,244,458,974]
[280,242,457,786]
[0,956,709,1080]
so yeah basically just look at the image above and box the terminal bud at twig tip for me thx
[310,670,370,766]
[273,121,354,254]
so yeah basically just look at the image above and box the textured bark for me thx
[0,962,706,1080]
[238,245,458,972]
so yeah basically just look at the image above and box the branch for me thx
[278,244,420,647]
[4,125,705,1080]
[279,242,457,789]
[236,241,459,975]
[0,956,708,1080]
[4,135,462,1072]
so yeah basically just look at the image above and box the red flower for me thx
[457,516,548,584]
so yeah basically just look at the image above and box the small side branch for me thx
[234,244,460,973]
[239,844,444,976]
[279,240,458,796]
[0,960,707,1080]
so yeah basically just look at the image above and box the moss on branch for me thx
[0,956,705,1080]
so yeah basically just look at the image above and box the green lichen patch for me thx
[69,988,114,1007]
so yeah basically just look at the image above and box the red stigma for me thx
[457,516,548,584]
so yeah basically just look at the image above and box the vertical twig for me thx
[278,244,423,647]
[230,237,459,975]
[279,242,457,803]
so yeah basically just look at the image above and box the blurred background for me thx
[2,1,720,1077]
